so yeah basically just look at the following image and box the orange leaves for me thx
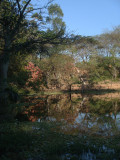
[25,62,43,88]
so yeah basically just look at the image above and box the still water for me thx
[17,92,120,136]
[15,92,120,159]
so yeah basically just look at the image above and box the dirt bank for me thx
[71,81,120,91]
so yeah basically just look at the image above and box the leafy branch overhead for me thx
[0,0,66,55]
[0,0,67,92]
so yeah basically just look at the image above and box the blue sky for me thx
[55,0,120,36]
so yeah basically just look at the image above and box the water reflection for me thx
[16,92,120,136]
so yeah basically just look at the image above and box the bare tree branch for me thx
[21,0,31,15]
[9,29,67,54]
[25,0,54,14]
[16,0,21,14]
[10,0,31,40]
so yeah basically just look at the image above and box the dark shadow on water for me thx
[61,88,117,95]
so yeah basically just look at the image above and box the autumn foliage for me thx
[25,62,43,90]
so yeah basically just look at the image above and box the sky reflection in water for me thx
[17,92,120,136]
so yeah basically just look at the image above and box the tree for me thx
[97,27,120,80]
[47,3,65,33]
[0,0,66,97]
[72,28,120,83]
[37,54,78,90]
[35,3,66,60]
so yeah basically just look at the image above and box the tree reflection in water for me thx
[16,92,120,136]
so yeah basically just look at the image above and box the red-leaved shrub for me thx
[25,62,43,90]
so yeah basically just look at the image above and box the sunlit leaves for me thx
[48,4,64,17]
[47,3,65,33]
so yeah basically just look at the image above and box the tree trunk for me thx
[113,67,117,80]
[0,60,9,91]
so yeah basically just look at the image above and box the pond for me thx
[16,92,120,137]
[11,92,120,159]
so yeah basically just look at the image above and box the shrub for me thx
[25,62,43,91]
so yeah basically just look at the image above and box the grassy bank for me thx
[0,121,120,160]
[20,88,119,97]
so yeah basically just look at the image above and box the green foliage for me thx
[0,0,120,96]
[47,3,65,33]
[8,53,29,87]
[70,27,120,83]
[48,4,64,17]
[37,54,77,89]
[0,0,67,94]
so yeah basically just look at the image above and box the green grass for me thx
[0,121,120,160]
[19,89,119,98]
